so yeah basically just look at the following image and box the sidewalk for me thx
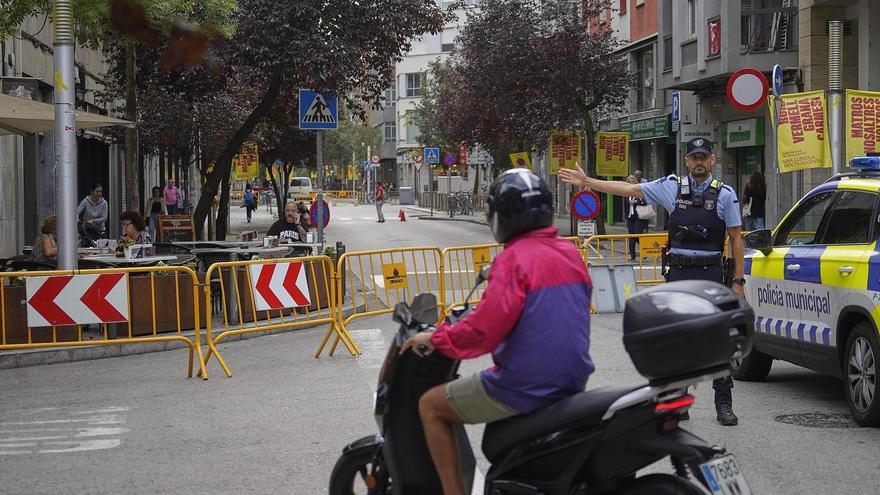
[402,205,631,236]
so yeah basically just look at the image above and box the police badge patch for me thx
[703,199,716,210]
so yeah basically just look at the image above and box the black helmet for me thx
[486,168,554,243]
[622,280,754,383]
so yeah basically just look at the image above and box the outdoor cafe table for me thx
[80,255,179,266]
[171,240,263,248]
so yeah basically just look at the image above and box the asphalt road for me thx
[1,209,878,494]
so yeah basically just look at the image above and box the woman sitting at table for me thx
[120,211,152,245]
[33,216,58,263]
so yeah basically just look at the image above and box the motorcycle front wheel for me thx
[618,473,704,495]
[328,443,390,495]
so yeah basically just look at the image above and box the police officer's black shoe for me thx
[716,404,738,426]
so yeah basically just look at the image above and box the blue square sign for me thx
[299,89,338,130]
[423,147,440,164]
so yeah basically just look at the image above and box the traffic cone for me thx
[399,209,406,221]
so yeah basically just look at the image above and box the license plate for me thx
[699,454,751,495]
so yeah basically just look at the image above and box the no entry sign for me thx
[727,68,768,112]
[570,190,601,221]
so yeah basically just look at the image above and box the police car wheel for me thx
[843,324,880,426]
[730,348,772,382]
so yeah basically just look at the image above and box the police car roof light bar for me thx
[850,155,880,171]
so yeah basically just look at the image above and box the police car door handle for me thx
[838,266,855,275]
[786,264,801,272]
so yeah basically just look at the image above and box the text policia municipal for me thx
[756,284,831,319]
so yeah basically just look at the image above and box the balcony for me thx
[741,6,798,53]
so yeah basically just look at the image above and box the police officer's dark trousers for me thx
[666,264,734,407]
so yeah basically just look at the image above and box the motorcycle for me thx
[329,266,755,495]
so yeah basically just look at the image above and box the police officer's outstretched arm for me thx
[559,164,644,198]
[727,225,746,296]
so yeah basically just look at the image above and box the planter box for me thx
[2,285,79,344]
[127,273,207,337]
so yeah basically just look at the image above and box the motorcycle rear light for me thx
[654,394,695,414]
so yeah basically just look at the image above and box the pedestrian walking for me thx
[243,184,256,223]
[625,175,650,261]
[76,183,108,247]
[144,186,167,241]
[176,181,186,215]
[164,181,179,215]
[741,171,766,231]
[559,138,745,426]
[375,181,386,223]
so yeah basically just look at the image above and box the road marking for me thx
[337,217,353,221]
[0,406,129,455]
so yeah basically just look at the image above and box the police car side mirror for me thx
[743,229,773,254]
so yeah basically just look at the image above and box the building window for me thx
[741,2,798,52]
[441,43,455,52]
[405,73,424,98]
[384,122,396,143]
[661,0,672,70]
[687,0,696,37]
[619,0,627,14]
[681,40,697,66]
[405,111,421,144]
[383,86,396,107]
[707,16,721,58]
[635,48,655,112]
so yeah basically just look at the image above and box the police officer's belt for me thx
[668,253,723,267]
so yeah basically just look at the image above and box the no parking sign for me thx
[570,190,601,220]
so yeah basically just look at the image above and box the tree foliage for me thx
[415,0,631,174]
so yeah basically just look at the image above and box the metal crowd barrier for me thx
[0,266,206,378]
[318,247,444,358]
[200,255,351,377]
[581,233,667,285]
[441,243,503,311]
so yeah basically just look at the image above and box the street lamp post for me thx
[54,0,78,269]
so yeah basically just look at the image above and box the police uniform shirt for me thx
[639,173,741,256]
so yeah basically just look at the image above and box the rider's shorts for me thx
[446,373,518,424]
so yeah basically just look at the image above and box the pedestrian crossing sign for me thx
[299,89,338,130]
[424,147,440,164]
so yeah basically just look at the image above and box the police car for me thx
[735,155,880,426]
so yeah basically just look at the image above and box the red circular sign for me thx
[309,199,330,229]
[570,190,601,221]
[726,68,768,112]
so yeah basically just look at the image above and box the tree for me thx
[414,0,630,232]
[188,0,455,240]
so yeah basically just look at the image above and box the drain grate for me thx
[774,412,861,429]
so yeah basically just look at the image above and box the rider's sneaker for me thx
[716,404,738,426]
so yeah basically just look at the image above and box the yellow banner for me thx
[845,89,880,161]
[346,164,354,180]
[232,142,259,180]
[596,132,629,176]
[509,152,532,169]
[770,91,832,173]
[382,262,408,289]
[549,131,582,175]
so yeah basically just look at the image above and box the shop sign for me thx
[723,117,765,148]
[679,124,716,145]
[619,115,669,141]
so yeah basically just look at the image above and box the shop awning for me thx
[0,94,135,136]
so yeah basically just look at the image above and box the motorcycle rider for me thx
[401,169,594,495]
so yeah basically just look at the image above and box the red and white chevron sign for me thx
[26,273,129,327]
[248,262,312,311]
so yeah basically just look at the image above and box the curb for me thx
[0,303,368,370]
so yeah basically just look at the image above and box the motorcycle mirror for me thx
[410,293,438,324]
[391,302,412,325]
[476,263,492,284]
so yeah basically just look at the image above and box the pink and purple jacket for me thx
[431,227,594,414]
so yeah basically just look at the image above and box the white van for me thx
[288,177,314,202]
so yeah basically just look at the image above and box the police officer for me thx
[559,138,745,426]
